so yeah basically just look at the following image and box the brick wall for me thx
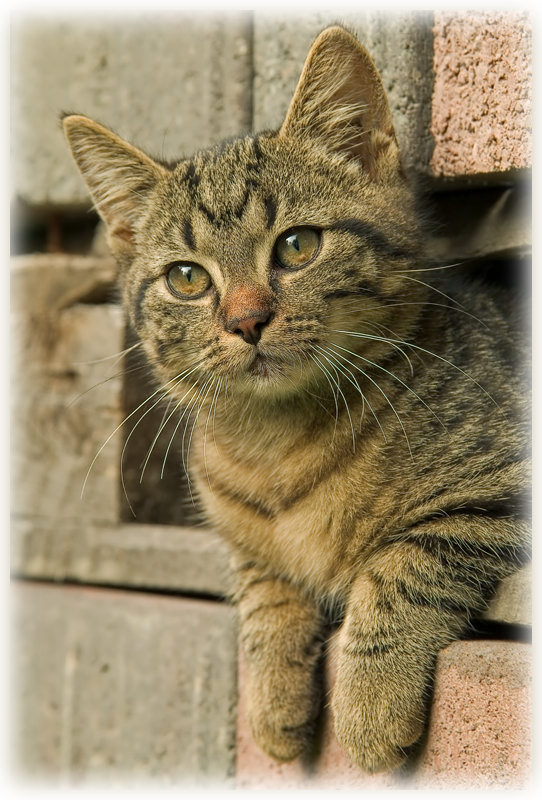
[11,11,531,789]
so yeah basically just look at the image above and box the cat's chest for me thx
[190,423,384,599]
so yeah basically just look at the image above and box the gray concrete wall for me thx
[12,14,253,205]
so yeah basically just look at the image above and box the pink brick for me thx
[431,12,532,177]
[415,640,531,788]
[236,639,531,788]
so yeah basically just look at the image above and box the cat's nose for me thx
[229,311,271,345]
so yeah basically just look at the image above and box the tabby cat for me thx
[63,26,530,773]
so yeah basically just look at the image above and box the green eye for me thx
[274,227,321,269]
[166,263,212,298]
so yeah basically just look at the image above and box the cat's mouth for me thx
[249,352,272,378]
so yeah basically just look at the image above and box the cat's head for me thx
[64,26,424,401]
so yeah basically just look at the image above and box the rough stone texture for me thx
[11,254,123,525]
[414,640,531,788]
[431,12,532,178]
[236,639,531,788]
[253,12,435,177]
[11,520,232,597]
[12,582,238,786]
[11,14,253,206]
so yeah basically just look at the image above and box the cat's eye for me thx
[274,227,321,269]
[166,262,212,298]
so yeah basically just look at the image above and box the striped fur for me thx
[63,26,530,773]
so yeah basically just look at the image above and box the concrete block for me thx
[414,640,531,788]
[11,14,252,206]
[253,12,435,177]
[431,12,532,178]
[484,563,531,627]
[11,520,233,598]
[236,638,530,788]
[12,582,238,785]
[11,255,123,524]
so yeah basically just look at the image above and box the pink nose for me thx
[229,311,271,345]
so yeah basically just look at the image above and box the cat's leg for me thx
[331,516,529,773]
[233,556,326,762]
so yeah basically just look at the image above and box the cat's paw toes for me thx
[331,691,424,773]
[249,713,312,762]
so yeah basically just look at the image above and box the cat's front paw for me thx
[249,707,313,762]
[331,663,425,773]
[245,671,320,762]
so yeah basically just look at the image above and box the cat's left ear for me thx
[63,114,169,261]
[279,26,401,180]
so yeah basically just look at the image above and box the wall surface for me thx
[11,11,531,790]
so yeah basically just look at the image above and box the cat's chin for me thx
[232,351,303,397]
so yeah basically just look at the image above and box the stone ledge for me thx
[11,519,233,598]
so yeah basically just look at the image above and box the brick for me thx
[11,520,232,597]
[11,15,252,206]
[431,12,532,179]
[414,640,531,788]
[12,582,238,784]
[236,637,530,788]
[253,12,435,177]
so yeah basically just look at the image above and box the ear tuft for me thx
[279,26,400,179]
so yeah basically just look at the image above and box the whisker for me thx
[331,329,497,406]
[326,344,409,451]
[329,341,447,434]
[184,376,217,502]
[81,359,203,502]
[72,340,143,366]
[314,347,356,451]
[316,344,371,435]
[138,395,175,482]
[119,361,205,514]
[161,375,211,480]
[203,377,223,488]
[310,352,340,437]
[66,362,148,409]
[400,261,464,273]
[398,274,487,328]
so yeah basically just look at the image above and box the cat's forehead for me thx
[166,133,352,236]
[173,136,270,223]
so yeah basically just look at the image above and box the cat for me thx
[63,25,530,773]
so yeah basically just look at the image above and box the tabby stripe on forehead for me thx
[185,162,200,194]
[183,218,196,250]
[329,218,415,260]
[264,196,277,229]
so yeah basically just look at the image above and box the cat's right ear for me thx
[62,114,169,259]
[279,26,401,181]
